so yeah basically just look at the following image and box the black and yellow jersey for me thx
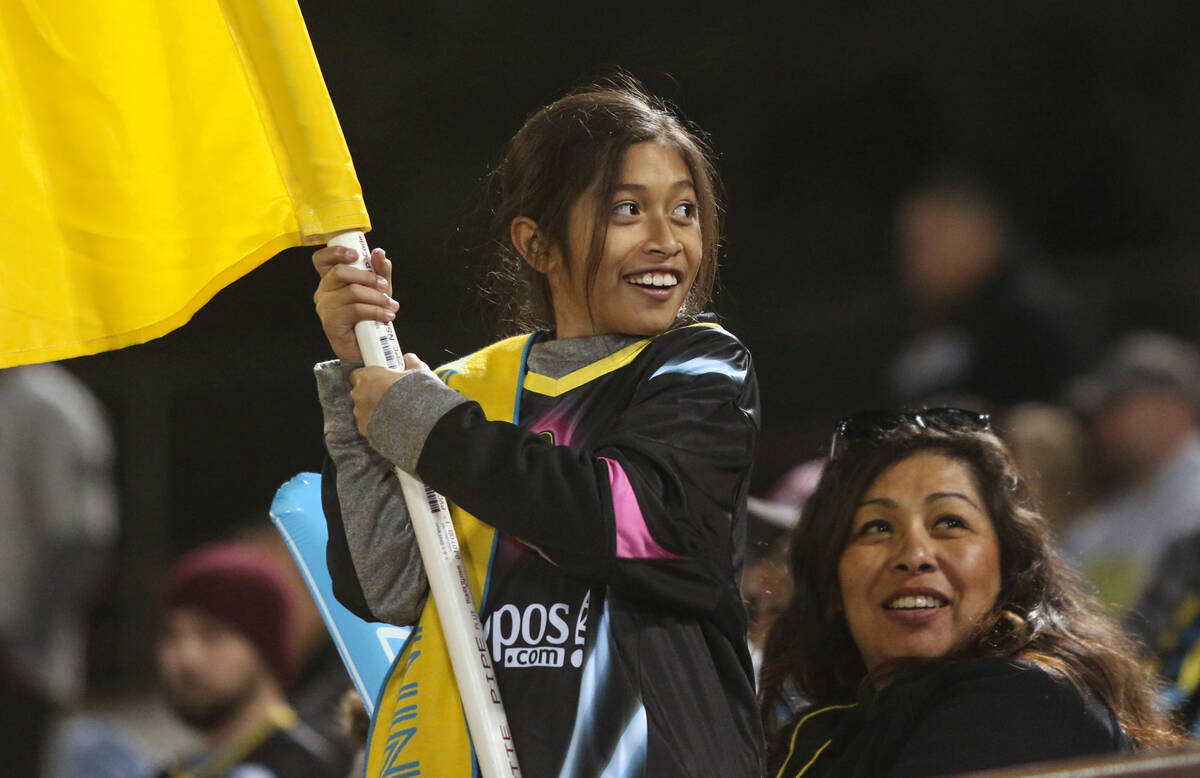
[324,321,763,777]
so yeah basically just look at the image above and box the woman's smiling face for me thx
[543,141,702,338]
[837,451,1002,671]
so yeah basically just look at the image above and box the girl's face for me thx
[836,452,1002,672]
[546,141,702,338]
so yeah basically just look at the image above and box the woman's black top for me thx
[769,657,1131,778]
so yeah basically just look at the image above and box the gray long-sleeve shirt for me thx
[313,333,637,625]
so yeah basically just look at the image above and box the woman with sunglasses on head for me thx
[759,410,1183,778]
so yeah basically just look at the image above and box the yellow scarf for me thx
[365,333,532,778]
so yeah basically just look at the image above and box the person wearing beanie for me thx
[155,541,348,778]
[1061,331,1200,613]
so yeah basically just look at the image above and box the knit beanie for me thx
[161,541,296,686]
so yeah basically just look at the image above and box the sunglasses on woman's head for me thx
[828,407,991,461]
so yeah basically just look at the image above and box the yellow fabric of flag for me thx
[0,0,369,367]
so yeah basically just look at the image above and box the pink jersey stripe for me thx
[601,456,683,560]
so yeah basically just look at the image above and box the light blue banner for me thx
[269,472,409,716]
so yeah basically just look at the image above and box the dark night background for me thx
[60,1,1200,686]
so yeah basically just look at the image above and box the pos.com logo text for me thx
[482,591,590,669]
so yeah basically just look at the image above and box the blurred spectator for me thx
[45,716,152,778]
[1000,402,1094,538]
[1130,528,1200,733]
[886,168,1092,409]
[335,690,368,778]
[233,521,354,765]
[761,457,823,511]
[1062,331,1200,613]
[0,363,117,777]
[154,542,348,778]
[742,459,821,680]
[742,513,794,682]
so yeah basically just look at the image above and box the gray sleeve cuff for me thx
[315,359,365,445]
[314,358,430,625]
[366,369,470,473]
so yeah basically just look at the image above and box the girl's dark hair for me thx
[757,419,1183,753]
[484,76,722,334]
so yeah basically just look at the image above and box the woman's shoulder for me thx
[877,657,1128,774]
[919,656,1095,697]
[773,660,1125,778]
[926,654,1055,683]
[901,656,1111,720]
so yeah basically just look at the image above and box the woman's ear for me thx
[510,217,554,273]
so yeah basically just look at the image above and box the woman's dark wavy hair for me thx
[757,418,1182,753]
[482,75,722,335]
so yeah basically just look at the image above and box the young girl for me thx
[312,82,764,777]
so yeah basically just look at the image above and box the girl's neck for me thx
[528,331,642,380]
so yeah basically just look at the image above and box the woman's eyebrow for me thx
[858,497,898,509]
[925,491,980,509]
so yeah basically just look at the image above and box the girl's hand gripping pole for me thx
[328,231,522,778]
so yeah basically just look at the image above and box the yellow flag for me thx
[0,0,369,367]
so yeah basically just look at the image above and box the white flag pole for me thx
[328,230,522,778]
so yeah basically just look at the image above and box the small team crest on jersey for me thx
[538,430,555,445]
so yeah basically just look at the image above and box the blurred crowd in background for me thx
[6,164,1200,776]
[740,173,1200,731]
[6,3,1200,775]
